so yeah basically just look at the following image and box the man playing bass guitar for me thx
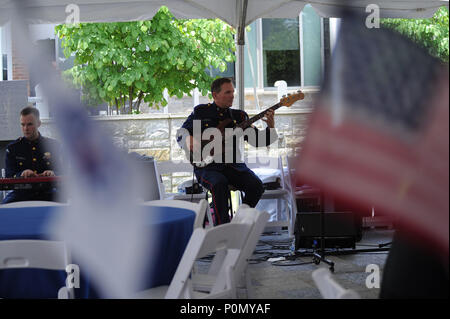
[176,77,278,225]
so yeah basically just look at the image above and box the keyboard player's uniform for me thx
[2,134,63,204]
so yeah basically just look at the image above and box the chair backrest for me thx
[245,156,285,189]
[244,156,282,171]
[157,160,193,175]
[0,240,69,270]
[165,222,252,299]
[312,268,361,299]
[128,154,162,201]
[156,160,197,197]
[0,239,74,298]
[0,201,68,208]
[204,205,268,292]
[141,199,208,230]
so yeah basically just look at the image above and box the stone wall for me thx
[40,109,312,163]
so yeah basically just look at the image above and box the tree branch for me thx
[134,91,144,112]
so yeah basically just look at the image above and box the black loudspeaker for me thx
[294,211,358,250]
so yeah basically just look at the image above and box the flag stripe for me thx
[304,110,448,192]
[298,153,449,251]
[299,140,448,214]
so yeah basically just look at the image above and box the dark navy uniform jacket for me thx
[176,102,278,173]
[5,134,62,178]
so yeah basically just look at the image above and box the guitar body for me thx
[190,118,232,167]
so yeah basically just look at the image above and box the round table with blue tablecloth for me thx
[0,204,195,298]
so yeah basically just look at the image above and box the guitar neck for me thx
[237,103,282,129]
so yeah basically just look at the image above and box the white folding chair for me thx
[312,268,361,299]
[142,199,209,230]
[156,160,208,201]
[134,222,252,299]
[231,206,269,297]
[284,156,299,237]
[191,205,269,298]
[245,156,292,235]
[285,156,324,237]
[0,240,74,299]
[155,160,213,227]
[0,200,68,207]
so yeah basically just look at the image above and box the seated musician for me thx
[2,106,64,204]
[176,77,278,225]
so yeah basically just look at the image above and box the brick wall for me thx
[11,38,30,95]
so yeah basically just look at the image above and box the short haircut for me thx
[211,77,233,94]
[20,106,40,120]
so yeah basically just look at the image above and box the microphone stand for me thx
[311,191,335,272]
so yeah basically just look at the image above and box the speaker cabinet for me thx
[294,211,358,250]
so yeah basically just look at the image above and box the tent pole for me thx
[237,43,245,110]
[236,0,247,111]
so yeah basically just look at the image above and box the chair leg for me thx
[288,197,295,238]
[205,204,214,229]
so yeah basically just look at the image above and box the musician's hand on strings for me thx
[39,170,55,177]
[262,109,275,128]
[21,169,38,178]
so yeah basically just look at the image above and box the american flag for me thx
[296,14,449,255]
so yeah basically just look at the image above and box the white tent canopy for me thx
[0,1,447,25]
[0,0,448,107]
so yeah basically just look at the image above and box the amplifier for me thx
[294,211,358,250]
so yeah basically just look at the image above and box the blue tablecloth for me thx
[0,205,195,298]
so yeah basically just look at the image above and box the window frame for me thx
[245,12,329,91]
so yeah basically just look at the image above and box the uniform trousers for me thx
[195,164,264,225]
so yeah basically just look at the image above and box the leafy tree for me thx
[56,6,236,113]
[382,6,449,62]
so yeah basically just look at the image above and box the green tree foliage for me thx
[382,7,449,62]
[56,6,235,113]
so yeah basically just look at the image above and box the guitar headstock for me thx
[280,90,305,107]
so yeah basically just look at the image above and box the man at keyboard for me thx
[2,107,64,204]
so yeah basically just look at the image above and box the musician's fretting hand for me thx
[262,109,275,128]
[39,170,55,177]
[21,169,38,178]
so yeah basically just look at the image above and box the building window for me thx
[301,4,323,87]
[244,5,329,89]
[262,18,300,87]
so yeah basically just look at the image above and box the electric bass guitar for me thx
[186,91,305,168]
